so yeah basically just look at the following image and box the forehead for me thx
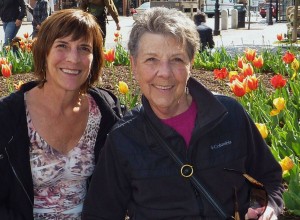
[138,33,185,55]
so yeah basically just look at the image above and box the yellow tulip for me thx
[273,97,285,111]
[279,156,294,172]
[270,109,280,116]
[291,59,299,71]
[118,81,129,95]
[255,123,268,139]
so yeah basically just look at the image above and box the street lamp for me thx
[268,0,273,25]
[214,0,220,35]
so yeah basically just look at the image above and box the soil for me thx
[0,66,275,98]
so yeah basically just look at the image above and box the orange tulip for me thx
[213,67,228,80]
[245,48,256,62]
[279,156,294,172]
[252,55,264,69]
[229,74,244,83]
[270,74,286,89]
[229,79,247,97]
[246,75,259,91]
[118,81,129,95]
[0,57,8,65]
[1,63,12,78]
[282,51,295,64]
[104,48,115,63]
[242,63,254,77]
[114,31,120,38]
[277,33,283,41]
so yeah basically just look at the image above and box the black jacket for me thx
[0,81,122,219]
[82,77,283,219]
[0,0,26,22]
[196,23,215,51]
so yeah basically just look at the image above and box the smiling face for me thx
[45,35,93,93]
[131,33,192,119]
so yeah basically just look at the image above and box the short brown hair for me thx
[32,9,104,92]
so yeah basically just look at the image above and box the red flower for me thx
[1,63,12,78]
[213,67,228,80]
[229,79,247,97]
[277,33,283,41]
[246,75,259,91]
[229,74,244,83]
[237,56,244,69]
[270,74,287,89]
[245,48,256,62]
[23,32,29,39]
[252,56,264,69]
[242,63,254,77]
[114,32,120,38]
[104,48,115,63]
[282,51,295,64]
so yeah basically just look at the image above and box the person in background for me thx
[82,7,283,220]
[194,11,215,52]
[0,0,26,46]
[0,9,122,219]
[26,0,51,38]
[80,0,121,44]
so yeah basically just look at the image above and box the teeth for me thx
[155,85,173,90]
[61,69,80,75]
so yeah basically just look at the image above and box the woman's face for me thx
[45,35,93,93]
[131,33,192,119]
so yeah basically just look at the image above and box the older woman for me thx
[82,7,283,220]
[0,9,122,219]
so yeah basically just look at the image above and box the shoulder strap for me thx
[143,109,231,219]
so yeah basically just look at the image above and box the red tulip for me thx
[104,48,115,63]
[213,67,228,80]
[0,57,8,65]
[23,32,29,39]
[245,48,256,62]
[114,32,120,38]
[1,63,12,78]
[270,74,287,89]
[242,63,254,77]
[277,33,283,41]
[252,56,264,69]
[229,74,244,83]
[229,79,247,97]
[237,56,244,69]
[282,51,295,64]
[246,75,259,91]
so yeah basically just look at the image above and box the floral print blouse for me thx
[25,94,101,219]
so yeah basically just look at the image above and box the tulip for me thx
[213,67,228,80]
[279,156,294,172]
[242,63,254,77]
[23,32,29,39]
[228,79,247,97]
[277,33,283,41]
[118,81,129,95]
[114,31,120,38]
[270,74,287,89]
[255,123,268,139]
[291,59,299,71]
[229,74,244,83]
[282,51,295,64]
[270,109,281,116]
[237,57,244,69]
[0,57,8,65]
[1,63,12,78]
[246,75,259,91]
[245,48,256,62]
[104,48,115,63]
[273,97,285,111]
[252,55,264,69]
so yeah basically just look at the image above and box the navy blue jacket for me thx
[82,77,283,219]
[0,0,26,22]
[0,81,121,219]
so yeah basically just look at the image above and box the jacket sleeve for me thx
[104,0,119,24]
[243,108,284,215]
[17,0,27,20]
[82,135,130,219]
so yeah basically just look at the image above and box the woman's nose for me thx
[157,61,172,77]
[66,49,80,63]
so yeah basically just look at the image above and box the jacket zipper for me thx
[5,136,33,207]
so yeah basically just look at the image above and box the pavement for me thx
[0,14,290,54]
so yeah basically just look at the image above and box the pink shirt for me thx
[162,100,197,147]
